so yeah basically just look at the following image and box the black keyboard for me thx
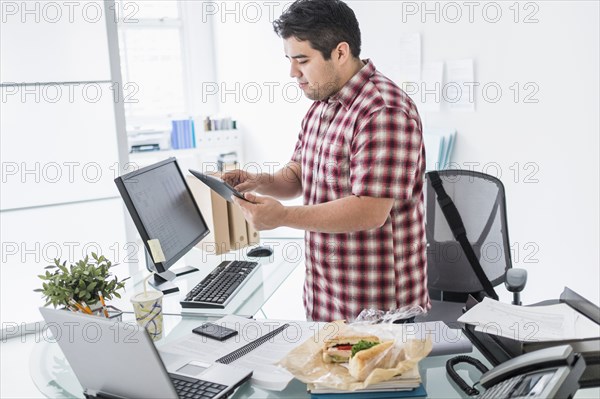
[181,261,259,309]
[170,374,227,399]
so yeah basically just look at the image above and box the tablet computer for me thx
[189,169,247,203]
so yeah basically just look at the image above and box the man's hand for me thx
[221,169,264,193]
[233,193,287,231]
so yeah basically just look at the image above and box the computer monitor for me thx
[114,157,210,293]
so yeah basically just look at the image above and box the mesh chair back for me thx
[425,170,512,294]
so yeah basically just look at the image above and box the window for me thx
[117,0,188,122]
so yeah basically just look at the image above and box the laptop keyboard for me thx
[181,261,259,309]
[170,374,227,398]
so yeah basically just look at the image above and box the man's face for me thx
[284,37,341,101]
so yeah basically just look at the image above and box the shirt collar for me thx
[327,59,376,109]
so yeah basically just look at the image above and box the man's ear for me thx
[333,42,352,64]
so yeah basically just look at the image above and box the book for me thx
[308,366,424,397]
[158,315,323,391]
[309,383,427,398]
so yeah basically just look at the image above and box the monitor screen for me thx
[115,158,209,273]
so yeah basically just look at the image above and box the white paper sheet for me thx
[445,59,475,112]
[158,315,325,391]
[391,33,421,87]
[458,297,599,342]
[418,61,444,112]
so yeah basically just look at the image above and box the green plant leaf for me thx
[37,254,127,308]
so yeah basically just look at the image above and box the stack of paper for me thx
[308,367,426,398]
[458,297,600,342]
[423,127,456,171]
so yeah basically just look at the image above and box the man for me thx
[226,0,430,322]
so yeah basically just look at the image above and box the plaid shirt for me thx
[291,60,430,322]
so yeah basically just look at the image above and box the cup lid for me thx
[131,290,163,303]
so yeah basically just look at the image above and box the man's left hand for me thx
[232,192,287,231]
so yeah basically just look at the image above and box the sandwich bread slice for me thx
[348,340,395,380]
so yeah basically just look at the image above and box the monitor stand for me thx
[145,252,199,295]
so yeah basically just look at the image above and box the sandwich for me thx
[322,335,380,363]
[348,340,395,381]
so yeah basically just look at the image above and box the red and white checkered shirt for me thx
[291,60,430,322]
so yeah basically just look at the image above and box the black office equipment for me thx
[181,260,258,309]
[115,158,259,301]
[215,323,289,364]
[416,170,527,325]
[114,158,210,293]
[247,246,273,258]
[447,345,585,398]
[193,323,238,341]
[462,289,600,388]
[188,169,247,203]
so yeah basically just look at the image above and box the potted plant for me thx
[35,252,129,314]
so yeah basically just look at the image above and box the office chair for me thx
[415,170,527,325]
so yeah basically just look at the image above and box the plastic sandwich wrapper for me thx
[278,307,432,391]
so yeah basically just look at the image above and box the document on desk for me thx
[458,297,600,342]
[158,315,324,391]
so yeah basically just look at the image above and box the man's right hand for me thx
[221,169,264,193]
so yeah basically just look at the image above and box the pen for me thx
[97,291,109,318]
[68,299,93,315]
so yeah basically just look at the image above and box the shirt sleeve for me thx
[350,107,424,200]
[291,128,303,164]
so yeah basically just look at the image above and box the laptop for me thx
[39,307,252,399]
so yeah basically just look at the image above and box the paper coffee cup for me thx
[131,290,164,341]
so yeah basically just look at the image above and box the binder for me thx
[218,159,250,249]
[246,221,260,245]
[227,202,249,249]
[309,384,427,399]
[186,175,231,255]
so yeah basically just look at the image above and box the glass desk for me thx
[106,238,305,318]
[30,312,600,399]
[26,237,600,398]
[28,237,308,398]
[31,312,488,399]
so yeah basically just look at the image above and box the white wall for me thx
[211,1,599,304]
[0,0,130,328]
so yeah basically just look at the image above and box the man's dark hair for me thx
[273,0,361,60]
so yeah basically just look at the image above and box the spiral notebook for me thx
[159,315,322,391]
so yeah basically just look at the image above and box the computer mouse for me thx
[247,246,273,257]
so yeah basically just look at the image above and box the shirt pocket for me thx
[319,142,349,195]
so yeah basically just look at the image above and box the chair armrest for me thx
[505,268,527,293]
